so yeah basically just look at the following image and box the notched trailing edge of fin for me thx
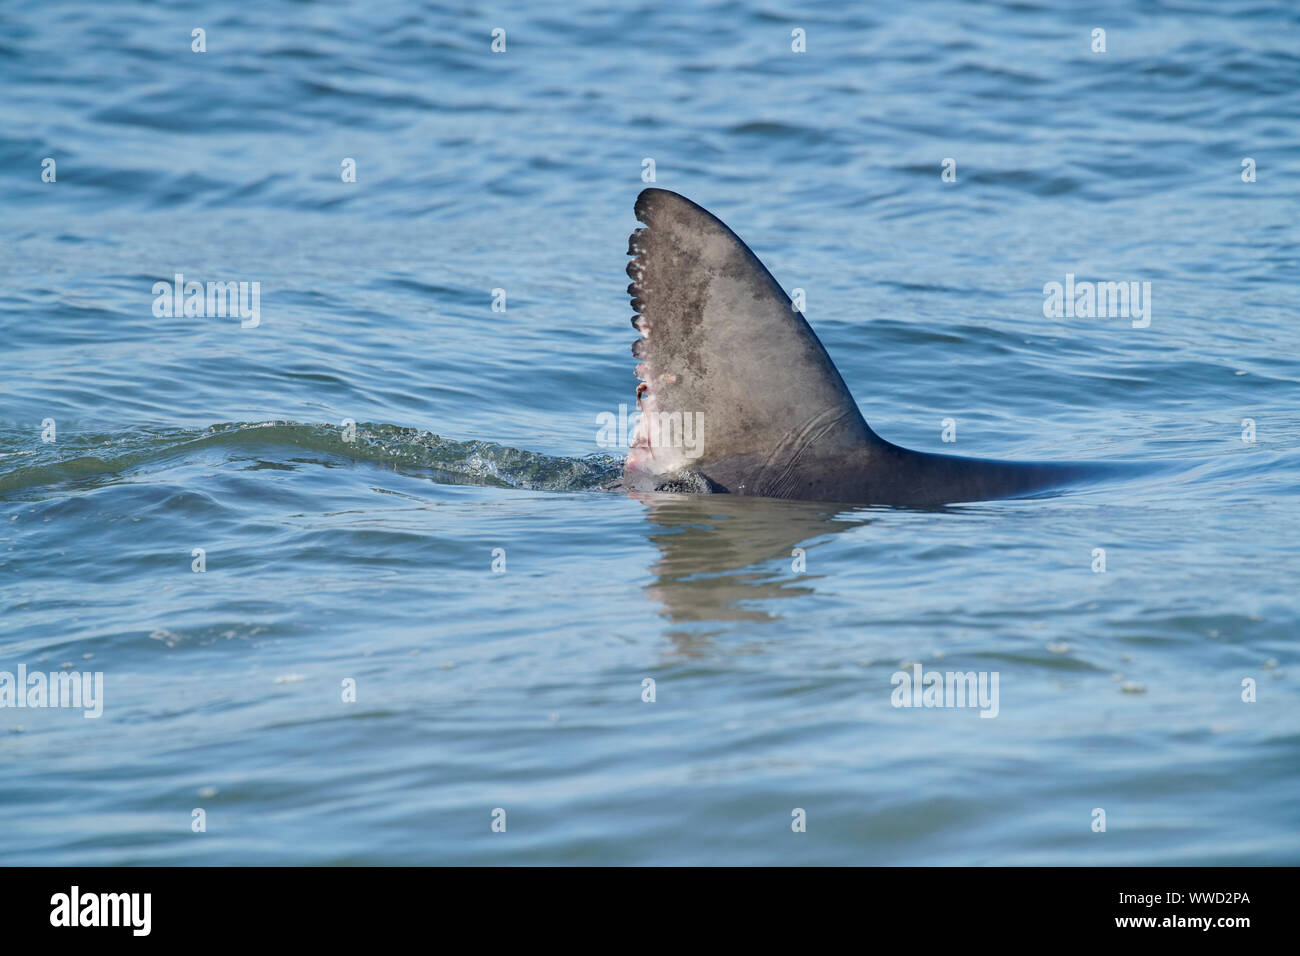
[625,210,659,393]
[623,196,669,489]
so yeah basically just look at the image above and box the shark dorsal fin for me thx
[625,188,876,497]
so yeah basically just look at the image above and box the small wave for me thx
[0,422,624,497]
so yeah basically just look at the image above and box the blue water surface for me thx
[1,0,1298,864]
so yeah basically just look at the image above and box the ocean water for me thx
[2,0,1298,865]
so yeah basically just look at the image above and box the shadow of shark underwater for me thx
[617,187,1148,507]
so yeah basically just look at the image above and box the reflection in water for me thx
[631,492,873,645]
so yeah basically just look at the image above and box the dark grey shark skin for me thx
[622,187,1134,507]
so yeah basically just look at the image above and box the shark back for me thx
[622,188,1139,506]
